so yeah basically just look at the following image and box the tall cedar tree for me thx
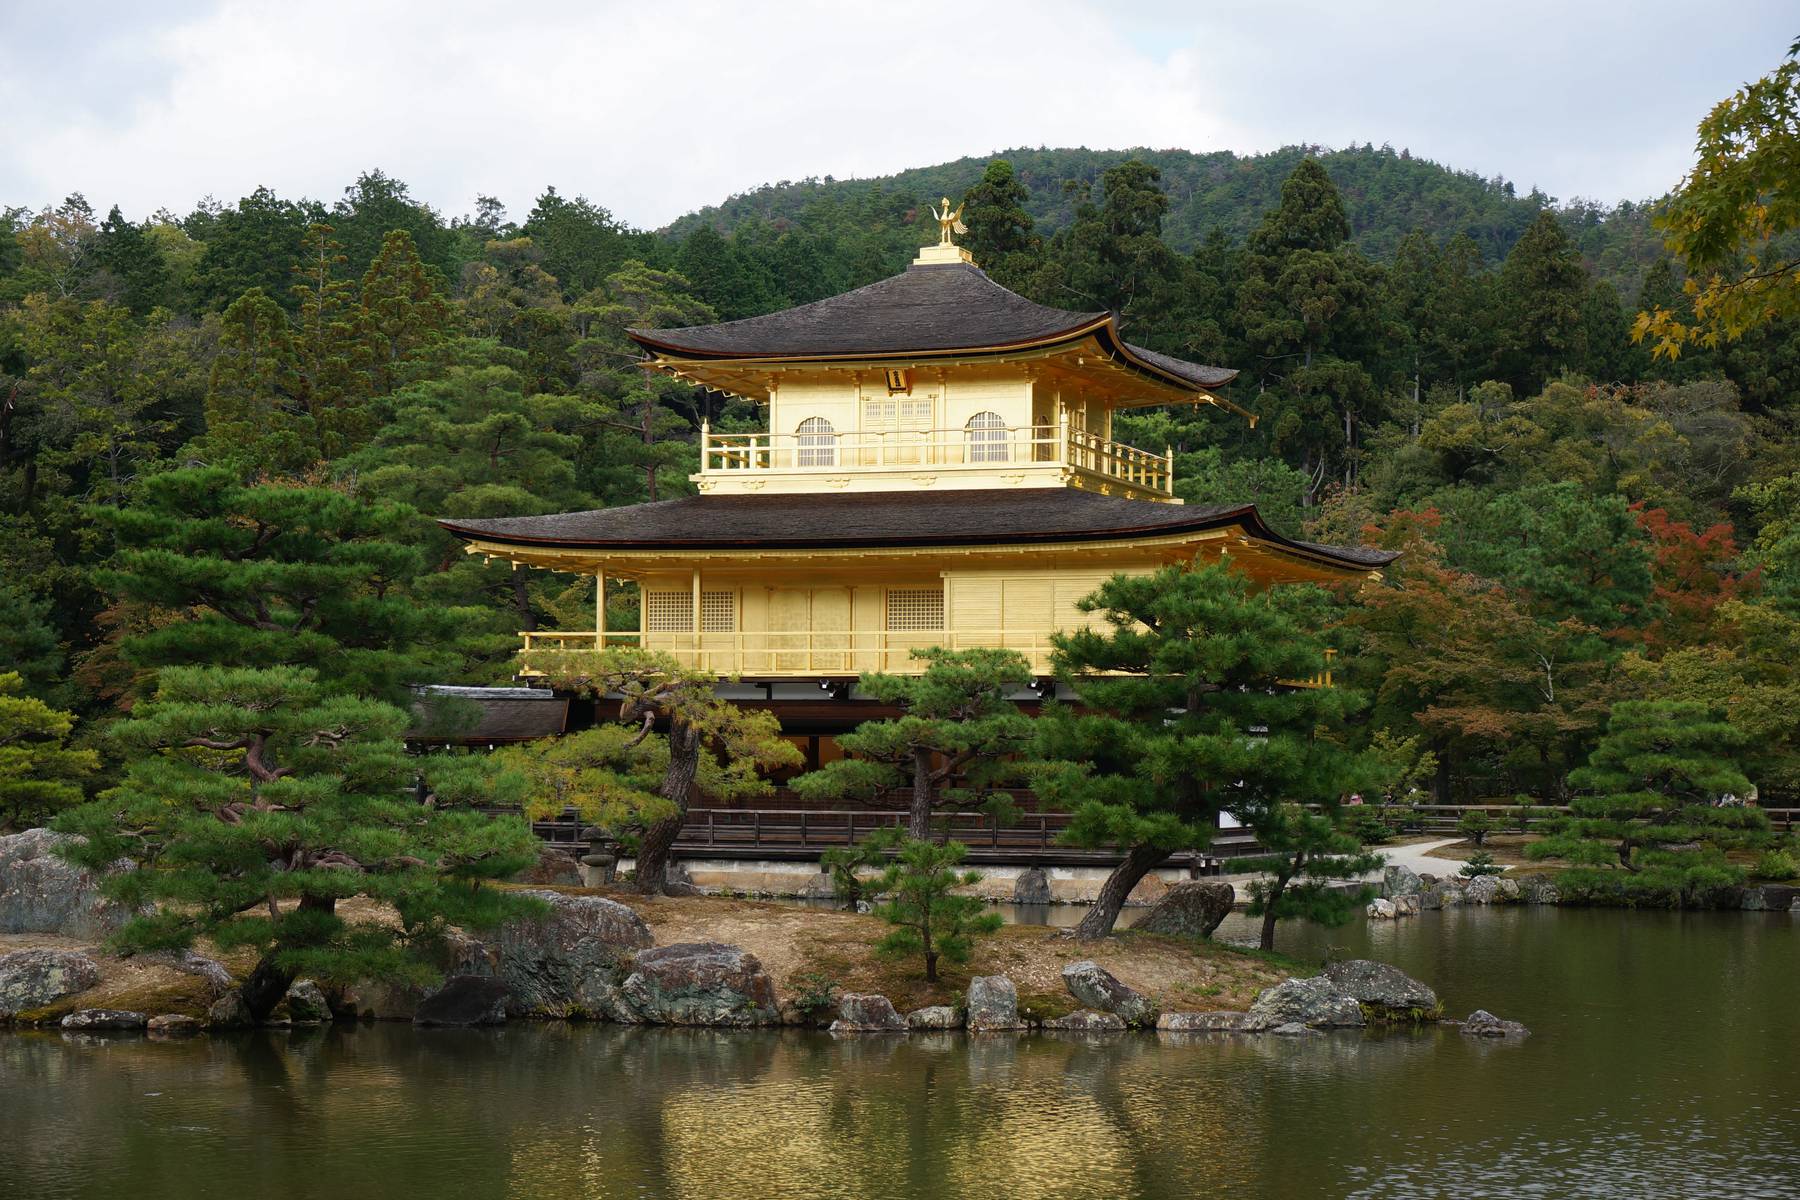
[93,468,470,704]
[289,222,364,459]
[55,665,539,1019]
[357,229,453,397]
[958,160,1039,290]
[1528,700,1768,900]
[1496,212,1589,394]
[0,671,97,830]
[522,648,799,893]
[1037,561,1377,938]
[202,287,313,475]
[790,648,1035,839]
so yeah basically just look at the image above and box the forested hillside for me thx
[2,109,1797,815]
[668,144,1665,289]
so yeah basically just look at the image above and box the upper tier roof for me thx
[628,262,1238,392]
[439,489,1396,571]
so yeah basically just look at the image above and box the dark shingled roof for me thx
[409,687,568,744]
[440,490,1397,569]
[628,262,1238,390]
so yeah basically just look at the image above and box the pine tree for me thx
[1037,562,1378,938]
[868,834,1003,983]
[1529,700,1769,900]
[93,467,466,703]
[790,648,1035,839]
[1238,805,1381,952]
[0,671,97,830]
[54,665,539,1018]
[94,205,172,315]
[523,648,800,893]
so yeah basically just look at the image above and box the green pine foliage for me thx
[1036,561,1384,939]
[1528,700,1770,901]
[92,468,473,703]
[0,671,98,830]
[790,648,1035,839]
[1238,806,1383,951]
[866,832,1003,983]
[53,665,539,1017]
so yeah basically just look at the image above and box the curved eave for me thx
[436,506,1391,576]
[633,315,1246,420]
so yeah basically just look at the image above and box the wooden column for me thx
[691,566,702,665]
[595,568,605,648]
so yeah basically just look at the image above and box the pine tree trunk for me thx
[1259,894,1282,952]
[240,893,337,1020]
[633,721,701,894]
[908,748,933,840]
[1074,845,1168,939]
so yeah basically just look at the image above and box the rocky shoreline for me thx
[1368,863,1800,917]
[1,829,1526,1042]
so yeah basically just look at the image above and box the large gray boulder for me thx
[1518,874,1561,905]
[1743,885,1800,911]
[1012,867,1052,906]
[1464,874,1504,905]
[829,993,906,1033]
[1042,1009,1126,1032]
[1382,864,1423,898]
[0,829,136,939]
[279,980,333,1024]
[60,1008,146,1030]
[906,1005,960,1030]
[1133,881,1234,939]
[1245,977,1365,1030]
[1321,959,1440,1021]
[459,890,654,1019]
[146,1014,203,1036]
[1060,960,1158,1027]
[1156,1011,1250,1032]
[414,976,510,1026]
[0,948,102,1018]
[965,975,1024,1031]
[206,991,253,1029]
[619,943,779,1026]
[1366,897,1398,920]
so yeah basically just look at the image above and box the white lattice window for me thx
[863,397,933,426]
[700,591,736,632]
[966,410,1008,462]
[886,588,945,631]
[644,591,693,632]
[796,416,835,466]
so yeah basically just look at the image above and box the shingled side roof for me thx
[439,489,1396,569]
[628,262,1238,390]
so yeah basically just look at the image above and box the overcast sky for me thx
[1,1,1792,230]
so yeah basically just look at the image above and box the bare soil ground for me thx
[1425,834,1551,868]
[615,889,1297,1018]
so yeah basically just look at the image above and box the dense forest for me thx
[2,118,1797,816]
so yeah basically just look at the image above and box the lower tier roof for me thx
[438,489,1397,572]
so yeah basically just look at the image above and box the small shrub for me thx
[1460,850,1503,878]
[1754,849,1798,881]
[1343,806,1393,846]
[1510,795,1537,834]
[1456,810,1495,847]
[819,829,897,910]
[871,837,1003,983]
[790,971,841,1022]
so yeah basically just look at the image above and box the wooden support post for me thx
[595,567,605,649]
[691,566,701,665]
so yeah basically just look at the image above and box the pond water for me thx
[4,907,1798,1200]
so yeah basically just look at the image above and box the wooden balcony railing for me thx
[517,632,1334,687]
[698,418,1174,497]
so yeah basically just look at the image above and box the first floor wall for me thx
[625,560,1148,677]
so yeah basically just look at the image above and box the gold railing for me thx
[517,632,1333,686]
[698,421,1173,497]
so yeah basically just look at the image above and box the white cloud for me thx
[0,0,1791,225]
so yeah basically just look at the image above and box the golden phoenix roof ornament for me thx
[931,196,967,246]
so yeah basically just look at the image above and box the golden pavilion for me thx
[440,222,1394,729]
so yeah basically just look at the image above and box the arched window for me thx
[965,410,1008,463]
[796,416,835,467]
